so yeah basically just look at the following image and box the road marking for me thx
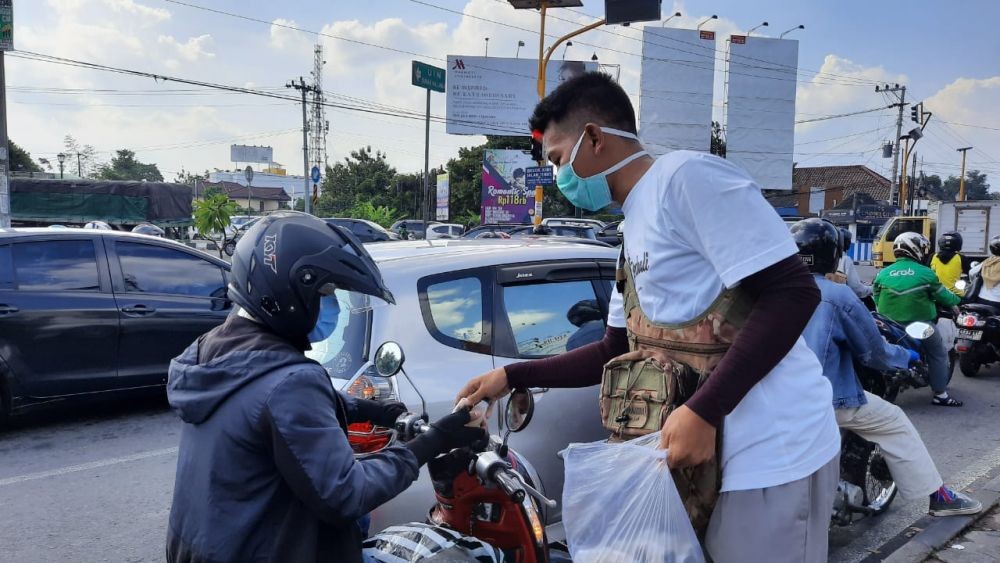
[0,447,179,487]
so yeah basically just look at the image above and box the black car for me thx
[462,224,525,239]
[323,218,398,243]
[596,221,623,247]
[508,224,599,241]
[0,229,232,422]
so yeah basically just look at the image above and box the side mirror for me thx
[374,342,404,377]
[504,388,535,434]
[905,322,935,341]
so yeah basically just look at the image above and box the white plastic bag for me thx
[561,435,705,563]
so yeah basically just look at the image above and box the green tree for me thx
[175,169,209,187]
[315,146,398,216]
[9,140,42,173]
[98,149,164,182]
[347,200,401,228]
[193,193,239,258]
[63,135,100,178]
[944,170,991,201]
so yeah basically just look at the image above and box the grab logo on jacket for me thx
[888,268,916,277]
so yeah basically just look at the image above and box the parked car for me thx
[509,224,599,241]
[542,217,607,230]
[0,229,231,422]
[425,223,465,240]
[323,218,399,243]
[596,221,623,247]
[304,238,615,538]
[462,223,524,239]
[389,219,440,240]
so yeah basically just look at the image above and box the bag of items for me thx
[561,435,705,563]
[362,522,503,562]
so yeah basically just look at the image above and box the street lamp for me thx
[661,11,682,27]
[484,37,490,57]
[780,24,805,39]
[747,21,769,36]
[562,41,573,59]
[57,153,66,179]
[696,15,718,30]
[516,40,525,58]
[591,52,598,62]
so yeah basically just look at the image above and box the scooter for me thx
[363,342,561,563]
[832,319,935,526]
[954,277,1000,377]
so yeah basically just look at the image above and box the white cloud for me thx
[158,34,215,61]
[507,310,556,328]
[270,18,312,52]
[103,0,171,24]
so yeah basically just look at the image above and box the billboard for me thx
[436,173,449,221]
[447,56,599,136]
[482,149,536,224]
[725,37,799,190]
[638,28,716,155]
[230,144,273,164]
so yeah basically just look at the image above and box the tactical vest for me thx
[599,246,753,536]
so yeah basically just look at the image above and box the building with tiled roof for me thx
[194,180,291,213]
[770,165,892,217]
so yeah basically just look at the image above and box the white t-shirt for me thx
[608,151,839,492]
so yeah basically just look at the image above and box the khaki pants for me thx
[705,455,839,563]
[836,391,942,499]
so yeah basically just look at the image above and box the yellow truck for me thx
[872,201,1000,267]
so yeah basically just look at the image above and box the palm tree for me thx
[194,194,239,258]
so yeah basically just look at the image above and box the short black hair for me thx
[529,72,636,136]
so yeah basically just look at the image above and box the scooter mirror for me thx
[971,261,981,270]
[955,279,968,292]
[505,389,535,433]
[905,322,935,341]
[374,342,404,377]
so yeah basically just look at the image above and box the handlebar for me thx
[492,468,527,503]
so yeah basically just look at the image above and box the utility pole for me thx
[77,152,82,177]
[876,84,906,207]
[957,146,973,201]
[0,50,7,229]
[286,77,318,215]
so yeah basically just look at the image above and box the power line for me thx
[937,120,1000,133]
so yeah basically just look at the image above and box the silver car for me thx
[306,238,616,538]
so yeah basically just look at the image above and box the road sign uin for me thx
[412,60,446,93]
[525,165,554,186]
[311,166,321,183]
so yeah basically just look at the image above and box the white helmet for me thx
[893,232,931,264]
[83,221,113,230]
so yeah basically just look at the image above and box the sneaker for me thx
[929,487,983,517]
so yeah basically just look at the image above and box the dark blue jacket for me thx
[166,316,419,563]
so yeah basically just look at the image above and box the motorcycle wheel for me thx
[959,353,981,378]
[864,446,897,516]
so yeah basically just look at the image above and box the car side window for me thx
[0,244,12,289]
[12,240,100,291]
[421,275,489,353]
[502,280,604,357]
[117,242,225,298]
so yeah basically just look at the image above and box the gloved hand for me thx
[405,409,489,466]
[353,399,408,427]
[907,348,921,365]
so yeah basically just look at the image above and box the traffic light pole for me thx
[0,52,9,229]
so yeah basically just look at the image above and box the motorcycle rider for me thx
[795,218,982,516]
[836,227,872,299]
[967,235,1000,305]
[166,212,486,563]
[873,232,963,406]
[457,72,839,562]
[931,231,966,296]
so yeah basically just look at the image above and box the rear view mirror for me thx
[505,389,535,433]
[374,342,404,377]
[905,322,935,341]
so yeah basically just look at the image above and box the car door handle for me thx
[121,305,157,315]
[0,304,19,315]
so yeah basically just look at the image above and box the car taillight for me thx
[345,370,397,454]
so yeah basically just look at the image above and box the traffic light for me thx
[911,104,920,123]
[531,129,544,162]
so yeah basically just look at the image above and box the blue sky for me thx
[8,0,1000,186]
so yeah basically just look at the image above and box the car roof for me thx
[0,228,228,264]
[366,238,616,274]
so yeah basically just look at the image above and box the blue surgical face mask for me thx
[308,294,341,344]
[555,127,648,212]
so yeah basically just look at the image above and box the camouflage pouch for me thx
[599,348,696,438]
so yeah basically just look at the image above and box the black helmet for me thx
[791,218,842,274]
[567,299,602,327]
[132,223,164,237]
[228,212,394,347]
[990,235,1000,257]
[893,232,931,264]
[838,228,853,253]
[938,231,963,253]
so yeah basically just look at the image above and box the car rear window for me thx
[421,276,489,353]
[502,280,605,357]
[305,290,371,380]
[12,240,100,291]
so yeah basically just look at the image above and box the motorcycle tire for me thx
[959,353,981,378]
[863,446,898,516]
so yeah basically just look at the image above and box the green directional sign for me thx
[412,60,445,93]
[0,0,13,51]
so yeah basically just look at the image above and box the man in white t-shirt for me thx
[456,73,839,562]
